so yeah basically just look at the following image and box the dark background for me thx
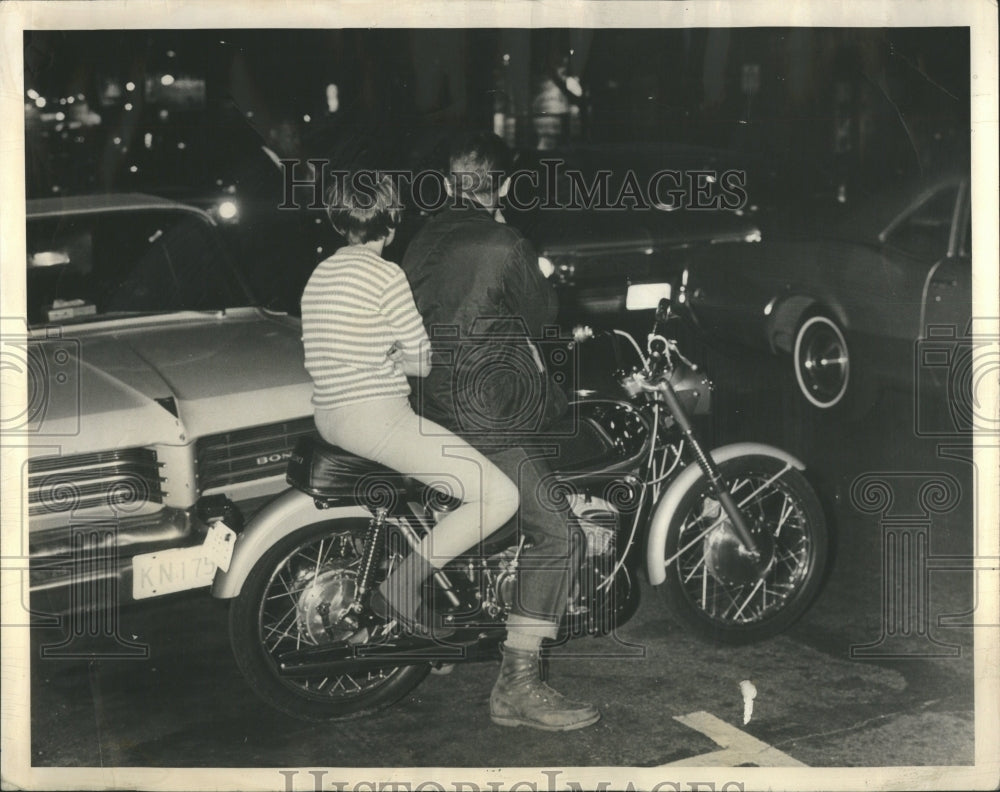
[22,28,971,317]
[23,27,969,201]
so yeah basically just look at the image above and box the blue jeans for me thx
[479,445,573,639]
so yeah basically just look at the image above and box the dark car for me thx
[678,169,972,415]
[506,144,763,325]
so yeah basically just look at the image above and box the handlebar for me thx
[571,319,699,404]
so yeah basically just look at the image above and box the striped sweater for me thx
[301,245,429,409]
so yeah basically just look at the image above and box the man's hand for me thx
[537,256,555,279]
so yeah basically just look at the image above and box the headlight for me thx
[216,199,239,222]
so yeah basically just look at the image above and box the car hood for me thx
[29,309,313,454]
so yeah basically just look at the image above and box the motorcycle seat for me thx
[286,435,412,507]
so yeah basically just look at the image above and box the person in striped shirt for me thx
[302,172,519,636]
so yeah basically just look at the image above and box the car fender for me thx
[212,488,370,598]
[767,292,852,354]
[646,443,806,585]
[766,294,818,353]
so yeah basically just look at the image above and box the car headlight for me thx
[215,199,239,222]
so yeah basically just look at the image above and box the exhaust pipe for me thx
[277,635,497,678]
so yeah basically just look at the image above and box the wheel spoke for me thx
[313,539,325,579]
[670,467,823,628]
[665,512,728,568]
[774,493,794,538]
[262,604,304,651]
[254,529,404,704]
[266,582,312,602]
[736,464,792,509]
[683,554,706,584]
[718,585,747,620]
[733,578,764,619]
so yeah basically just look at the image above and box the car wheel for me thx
[792,315,876,419]
[794,316,850,408]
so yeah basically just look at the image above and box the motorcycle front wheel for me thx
[228,519,430,721]
[659,455,828,644]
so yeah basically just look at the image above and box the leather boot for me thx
[489,645,600,731]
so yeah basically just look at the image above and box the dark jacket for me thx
[401,200,568,441]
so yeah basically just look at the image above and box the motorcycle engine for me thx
[484,546,520,617]
[481,495,619,621]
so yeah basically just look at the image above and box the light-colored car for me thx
[22,193,316,604]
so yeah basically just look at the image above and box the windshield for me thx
[26,208,251,326]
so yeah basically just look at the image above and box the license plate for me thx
[131,522,237,600]
[132,546,219,600]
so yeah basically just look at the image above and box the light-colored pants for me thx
[314,397,520,565]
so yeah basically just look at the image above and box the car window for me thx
[883,185,959,261]
[27,209,249,326]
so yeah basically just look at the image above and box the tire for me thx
[659,455,828,644]
[228,519,430,721]
[792,314,876,420]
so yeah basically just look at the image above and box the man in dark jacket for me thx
[402,132,599,731]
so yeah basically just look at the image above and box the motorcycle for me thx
[208,283,829,721]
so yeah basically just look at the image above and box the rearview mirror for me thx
[625,282,672,311]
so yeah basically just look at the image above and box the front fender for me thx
[645,443,805,585]
[212,489,370,598]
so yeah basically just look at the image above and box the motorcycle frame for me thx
[214,324,809,606]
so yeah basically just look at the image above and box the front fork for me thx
[656,379,763,568]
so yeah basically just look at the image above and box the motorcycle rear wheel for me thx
[659,455,828,644]
[228,519,430,721]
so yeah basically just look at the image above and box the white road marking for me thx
[660,710,808,767]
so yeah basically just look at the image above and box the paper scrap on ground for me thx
[739,680,757,725]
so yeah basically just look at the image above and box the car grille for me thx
[196,417,317,491]
[28,448,164,516]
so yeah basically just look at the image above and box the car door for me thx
[920,180,972,339]
[914,181,973,410]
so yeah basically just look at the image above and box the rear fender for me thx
[212,488,370,598]
[645,443,805,585]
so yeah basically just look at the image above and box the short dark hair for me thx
[448,131,514,205]
[325,172,402,244]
